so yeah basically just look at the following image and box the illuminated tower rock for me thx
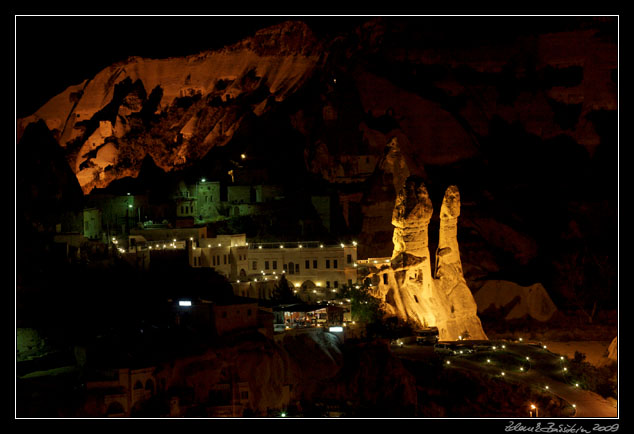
[379,177,487,341]
[436,185,487,340]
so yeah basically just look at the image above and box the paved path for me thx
[393,344,617,418]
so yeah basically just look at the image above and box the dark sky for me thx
[15,15,368,118]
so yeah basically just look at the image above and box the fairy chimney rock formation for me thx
[376,177,487,341]
[391,176,433,257]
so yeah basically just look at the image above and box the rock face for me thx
[17,21,323,194]
[373,176,487,341]
[607,336,617,362]
[358,136,423,258]
[474,280,558,322]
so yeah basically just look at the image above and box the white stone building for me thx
[187,235,359,300]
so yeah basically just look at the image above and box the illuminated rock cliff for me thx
[373,177,487,340]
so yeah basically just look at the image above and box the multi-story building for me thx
[185,235,359,300]
[245,241,358,291]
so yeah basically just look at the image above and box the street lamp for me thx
[530,404,539,418]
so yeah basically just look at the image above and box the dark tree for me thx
[271,275,299,304]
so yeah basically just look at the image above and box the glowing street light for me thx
[530,404,538,418]
[240,153,246,160]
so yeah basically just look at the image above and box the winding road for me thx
[392,342,617,418]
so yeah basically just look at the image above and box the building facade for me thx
[186,236,359,301]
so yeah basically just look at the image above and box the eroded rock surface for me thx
[474,280,558,322]
[372,177,487,340]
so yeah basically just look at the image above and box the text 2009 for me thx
[593,425,619,432]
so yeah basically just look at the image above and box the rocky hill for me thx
[17,17,618,316]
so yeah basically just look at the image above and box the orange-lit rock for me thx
[372,177,487,340]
